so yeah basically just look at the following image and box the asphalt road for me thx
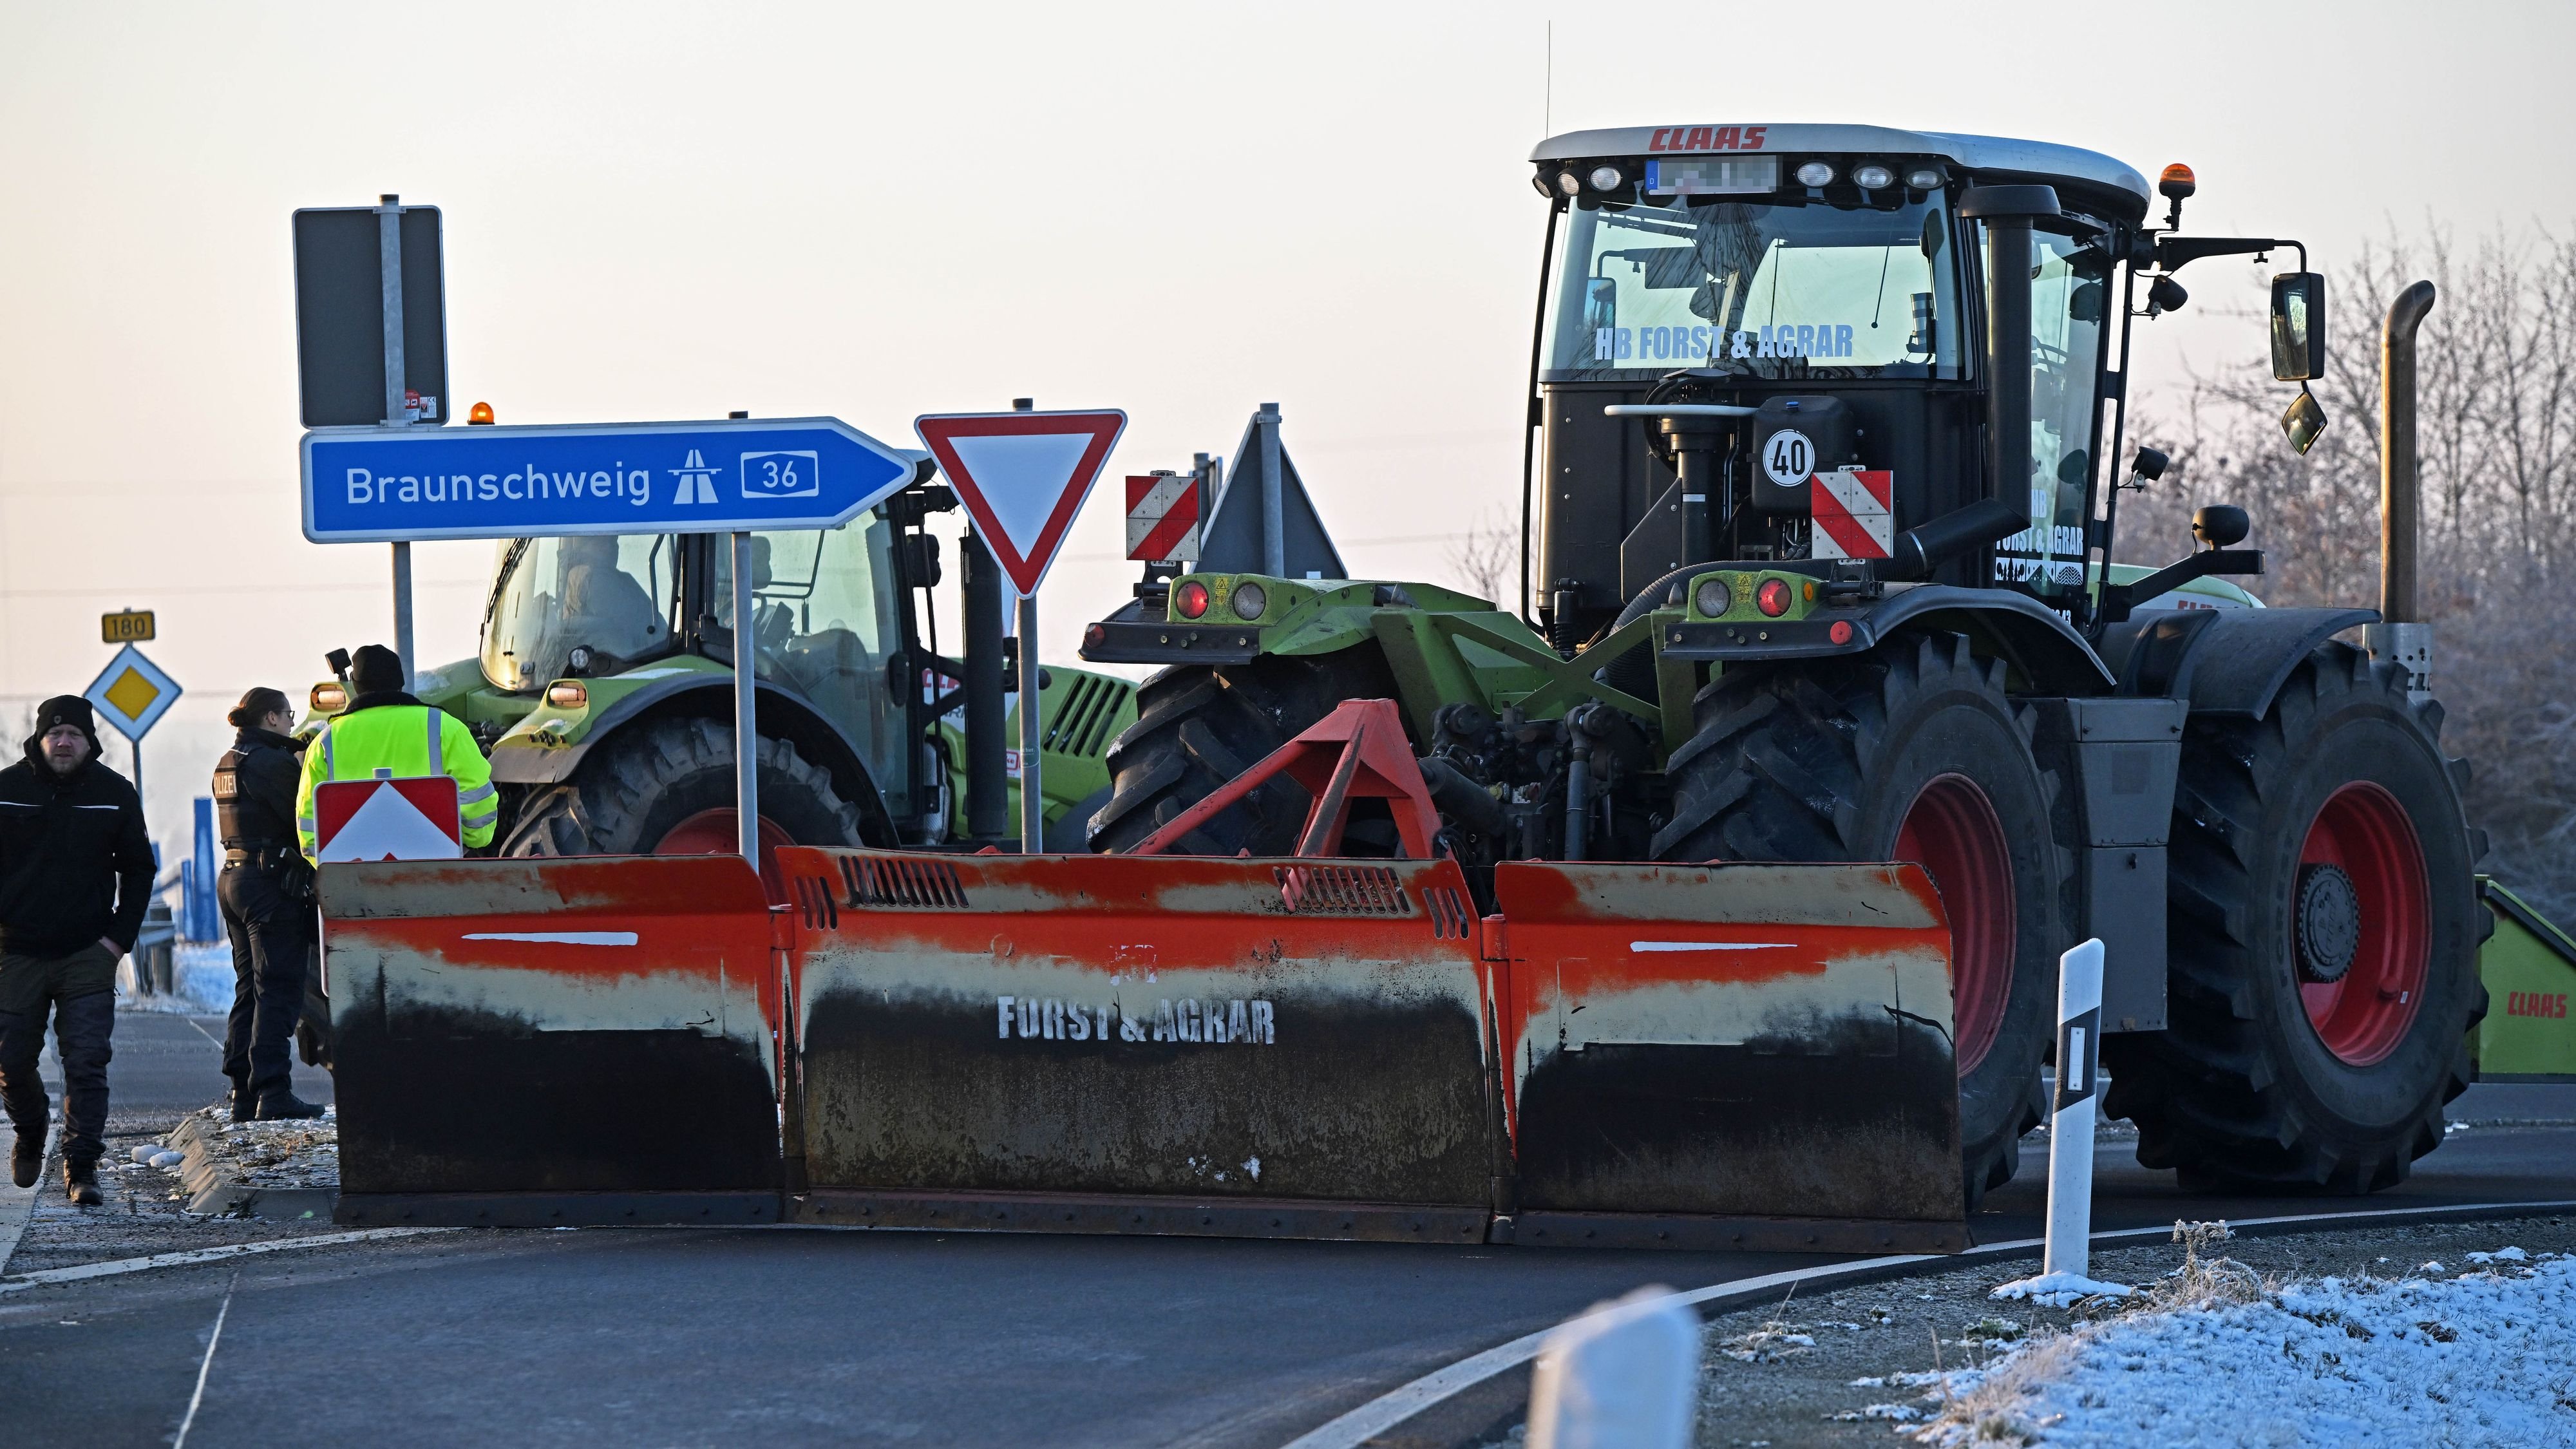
[0,1016,2566,1448]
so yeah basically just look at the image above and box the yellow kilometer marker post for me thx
[84,641,183,809]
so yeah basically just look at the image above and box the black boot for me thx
[10,1131,40,1189]
[229,1082,256,1123]
[62,1158,100,1206]
[254,1091,326,1121]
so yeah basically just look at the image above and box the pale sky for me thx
[3,0,2568,850]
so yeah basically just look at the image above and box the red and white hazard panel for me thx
[314,776,464,862]
[1810,467,1894,561]
[1125,471,1202,564]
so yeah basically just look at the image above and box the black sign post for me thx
[294,196,448,687]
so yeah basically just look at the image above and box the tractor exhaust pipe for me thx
[2380,280,2438,624]
[2369,280,2438,702]
[1957,185,2062,574]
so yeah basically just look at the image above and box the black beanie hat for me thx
[24,695,102,760]
[348,645,405,696]
[229,687,292,730]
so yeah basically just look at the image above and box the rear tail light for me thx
[1756,578,1793,617]
[1174,580,1211,619]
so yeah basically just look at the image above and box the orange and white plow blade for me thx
[319,849,1965,1249]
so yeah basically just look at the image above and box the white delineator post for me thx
[1525,1287,1700,1449]
[2043,937,2106,1281]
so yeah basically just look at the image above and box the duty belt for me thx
[223,844,299,867]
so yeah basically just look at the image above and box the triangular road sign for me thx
[914,410,1127,596]
[314,776,464,862]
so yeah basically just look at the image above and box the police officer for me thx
[295,645,498,860]
[214,687,323,1121]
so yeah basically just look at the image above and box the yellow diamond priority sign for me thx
[85,643,182,743]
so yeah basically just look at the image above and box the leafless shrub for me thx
[2121,226,2576,918]
[1442,508,1517,607]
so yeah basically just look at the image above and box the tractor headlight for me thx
[1905,166,1946,190]
[1852,163,1895,189]
[309,683,347,714]
[545,681,589,710]
[1795,160,1836,187]
[1587,165,1623,191]
[1173,580,1211,620]
[1557,169,1584,196]
[1230,581,1267,621]
[1693,577,1732,618]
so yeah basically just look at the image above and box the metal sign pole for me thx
[1257,402,1285,578]
[732,530,760,866]
[377,193,415,689]
[1018,591,1043,851]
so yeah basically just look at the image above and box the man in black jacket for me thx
[214,687,325,1121]
[0,696,155,1204]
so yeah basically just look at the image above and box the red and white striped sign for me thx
[314,776,464,862]
[1125,471,1203,563]
[1810,467,1894,560]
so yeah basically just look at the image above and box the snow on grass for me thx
[1906,1223,2576,1445]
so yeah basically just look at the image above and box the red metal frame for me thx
[1126,698,1444,858]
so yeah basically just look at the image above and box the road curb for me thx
[1278,1197,2576,1449]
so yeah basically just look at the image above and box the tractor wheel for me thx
[1088,651,1402,855]
[1651,632,2069,1207]
[501,717,866,900]
[2102,646,2486,1193]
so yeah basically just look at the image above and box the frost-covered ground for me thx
[1689,1213,2576,1448]
[1904,1232,2576,1446]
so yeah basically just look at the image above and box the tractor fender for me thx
[1669,585,2114,695]
[2096,605,2378,716]
[492,672,900,844]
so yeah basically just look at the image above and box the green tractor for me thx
[308,484,1137,888]
[1080,124,2489,1205]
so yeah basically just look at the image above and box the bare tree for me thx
[1443,508,1517,607]
[2119,226,2576,918]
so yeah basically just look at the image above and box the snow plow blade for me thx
[319,850,1965,1250]
[323,855,786,1227]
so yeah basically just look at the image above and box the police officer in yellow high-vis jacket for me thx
[296,645,498,859]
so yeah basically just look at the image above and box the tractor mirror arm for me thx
[2152,236,2304,274]
[2100,548,2265,621]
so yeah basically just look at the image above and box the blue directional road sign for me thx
[301,417,925,543]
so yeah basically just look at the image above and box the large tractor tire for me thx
[2103,646,2487,1193]
[1088,651,1401,855]
[1651,632,2069,1206]
[502,717,866,898]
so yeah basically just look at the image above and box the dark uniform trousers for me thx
[0,945,118,1167]
[219,856,312,1100]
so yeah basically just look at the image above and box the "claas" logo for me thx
[2505,990,2569,1019]
[1647,126,1770,153]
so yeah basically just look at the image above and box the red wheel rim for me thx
[2295,782,2430,1066]
[1896,774,2016,1076]
[657,808,797,904]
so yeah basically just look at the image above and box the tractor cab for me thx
[1526,124,2290,647]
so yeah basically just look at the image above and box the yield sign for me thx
[314,776,464,862]
[914,410,1127,596]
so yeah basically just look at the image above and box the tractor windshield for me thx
[709,517,911,803]
[480,535,676,691]
[1542,193,1963,382]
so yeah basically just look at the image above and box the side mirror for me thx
[1584,276,1617,333]
[2192,504,2250,550]
[2269,272,2327,381]
[2280,388,2329,455]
